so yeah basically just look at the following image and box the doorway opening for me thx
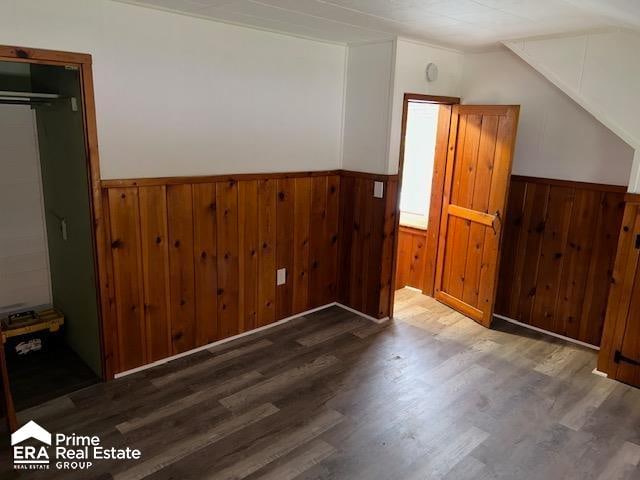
[393,94,458,301]
[391,96,520,328]
[0,51,104,418]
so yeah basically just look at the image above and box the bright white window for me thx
[399,102,439,230]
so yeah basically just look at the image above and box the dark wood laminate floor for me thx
[2,288,640,479]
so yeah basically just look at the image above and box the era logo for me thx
[11,420,51,470]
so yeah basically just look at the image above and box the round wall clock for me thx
[426,62,438,82]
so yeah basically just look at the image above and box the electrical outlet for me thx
[277,268,286,285]
[374,181,384,198]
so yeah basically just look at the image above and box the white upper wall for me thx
[505,29,640,191]
[388,39,464,174]
[2,1,635,185]
[461,48,634,186]
[342,40,395,174]
[0,0,346,179]
[343,38,464,175]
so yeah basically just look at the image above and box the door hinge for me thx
[614,350,640,367]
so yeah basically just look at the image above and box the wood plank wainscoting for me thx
[598,193,640,387]
[338,173,398,320]
[496,176,626,346]
[394,225,428,291]
[100,170,397,376]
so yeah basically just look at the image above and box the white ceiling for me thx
[119,0,640,50]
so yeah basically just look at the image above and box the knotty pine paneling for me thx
[257,179,277,327]
[496,176,626,346]
[107,188,146,371]
[292,178,312,314]
[309,176,340,308]
[238,180,259,333]
[338,174,399,319]
[275,178,295,320]
[138,186,171,362]
[216,180,240,340]
[192,183,218,345]
[167,184,197,354]
[395,226,428,291]
[104,173,343,374]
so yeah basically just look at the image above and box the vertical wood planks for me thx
[617,261,640,386]
[497,177,626,346]
[379,178,398,318]
[238,181,259,332]
[515,183,550,324]
[556,189,601,338]
[338,175,397,319]
[434,106,519,327]
[139,186,171,362]
[395,227,428,291]
[167,184,196,354]
[348,179,366,312]
[324,175,340,305]
[423,105,453,296]
[292,178,312,315]
[100,189,119,377]
[192,183,218,345]
[107,188,146,371]
[276,178,295,320]
[530,186,575,332]
[337,175,355,307]
[216,181,240,338]
[309,176,328,309]
[463,115,498,308]
[580,193,626,345]
[103,171,385,374]
[257,179,276,327]
[494,180,526,315]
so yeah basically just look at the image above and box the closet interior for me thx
[0,60,101,410]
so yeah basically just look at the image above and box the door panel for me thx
[434,105,520,326]
[599,199,640,387]
[617,262,640,386]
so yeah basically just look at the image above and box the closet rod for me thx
[0,90,61,100]
[0,98,54,106]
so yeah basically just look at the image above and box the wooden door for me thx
[434,105,520,327]
[598,197,640,387]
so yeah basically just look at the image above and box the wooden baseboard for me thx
[114,302,336,378]
[494,314,599,351]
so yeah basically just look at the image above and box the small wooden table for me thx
[1,308,64,344]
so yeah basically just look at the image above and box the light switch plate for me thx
[277,268,286,285]
[374,181,384,198]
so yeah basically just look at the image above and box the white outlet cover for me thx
[277,268,286,285]
[374,181,384,198]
